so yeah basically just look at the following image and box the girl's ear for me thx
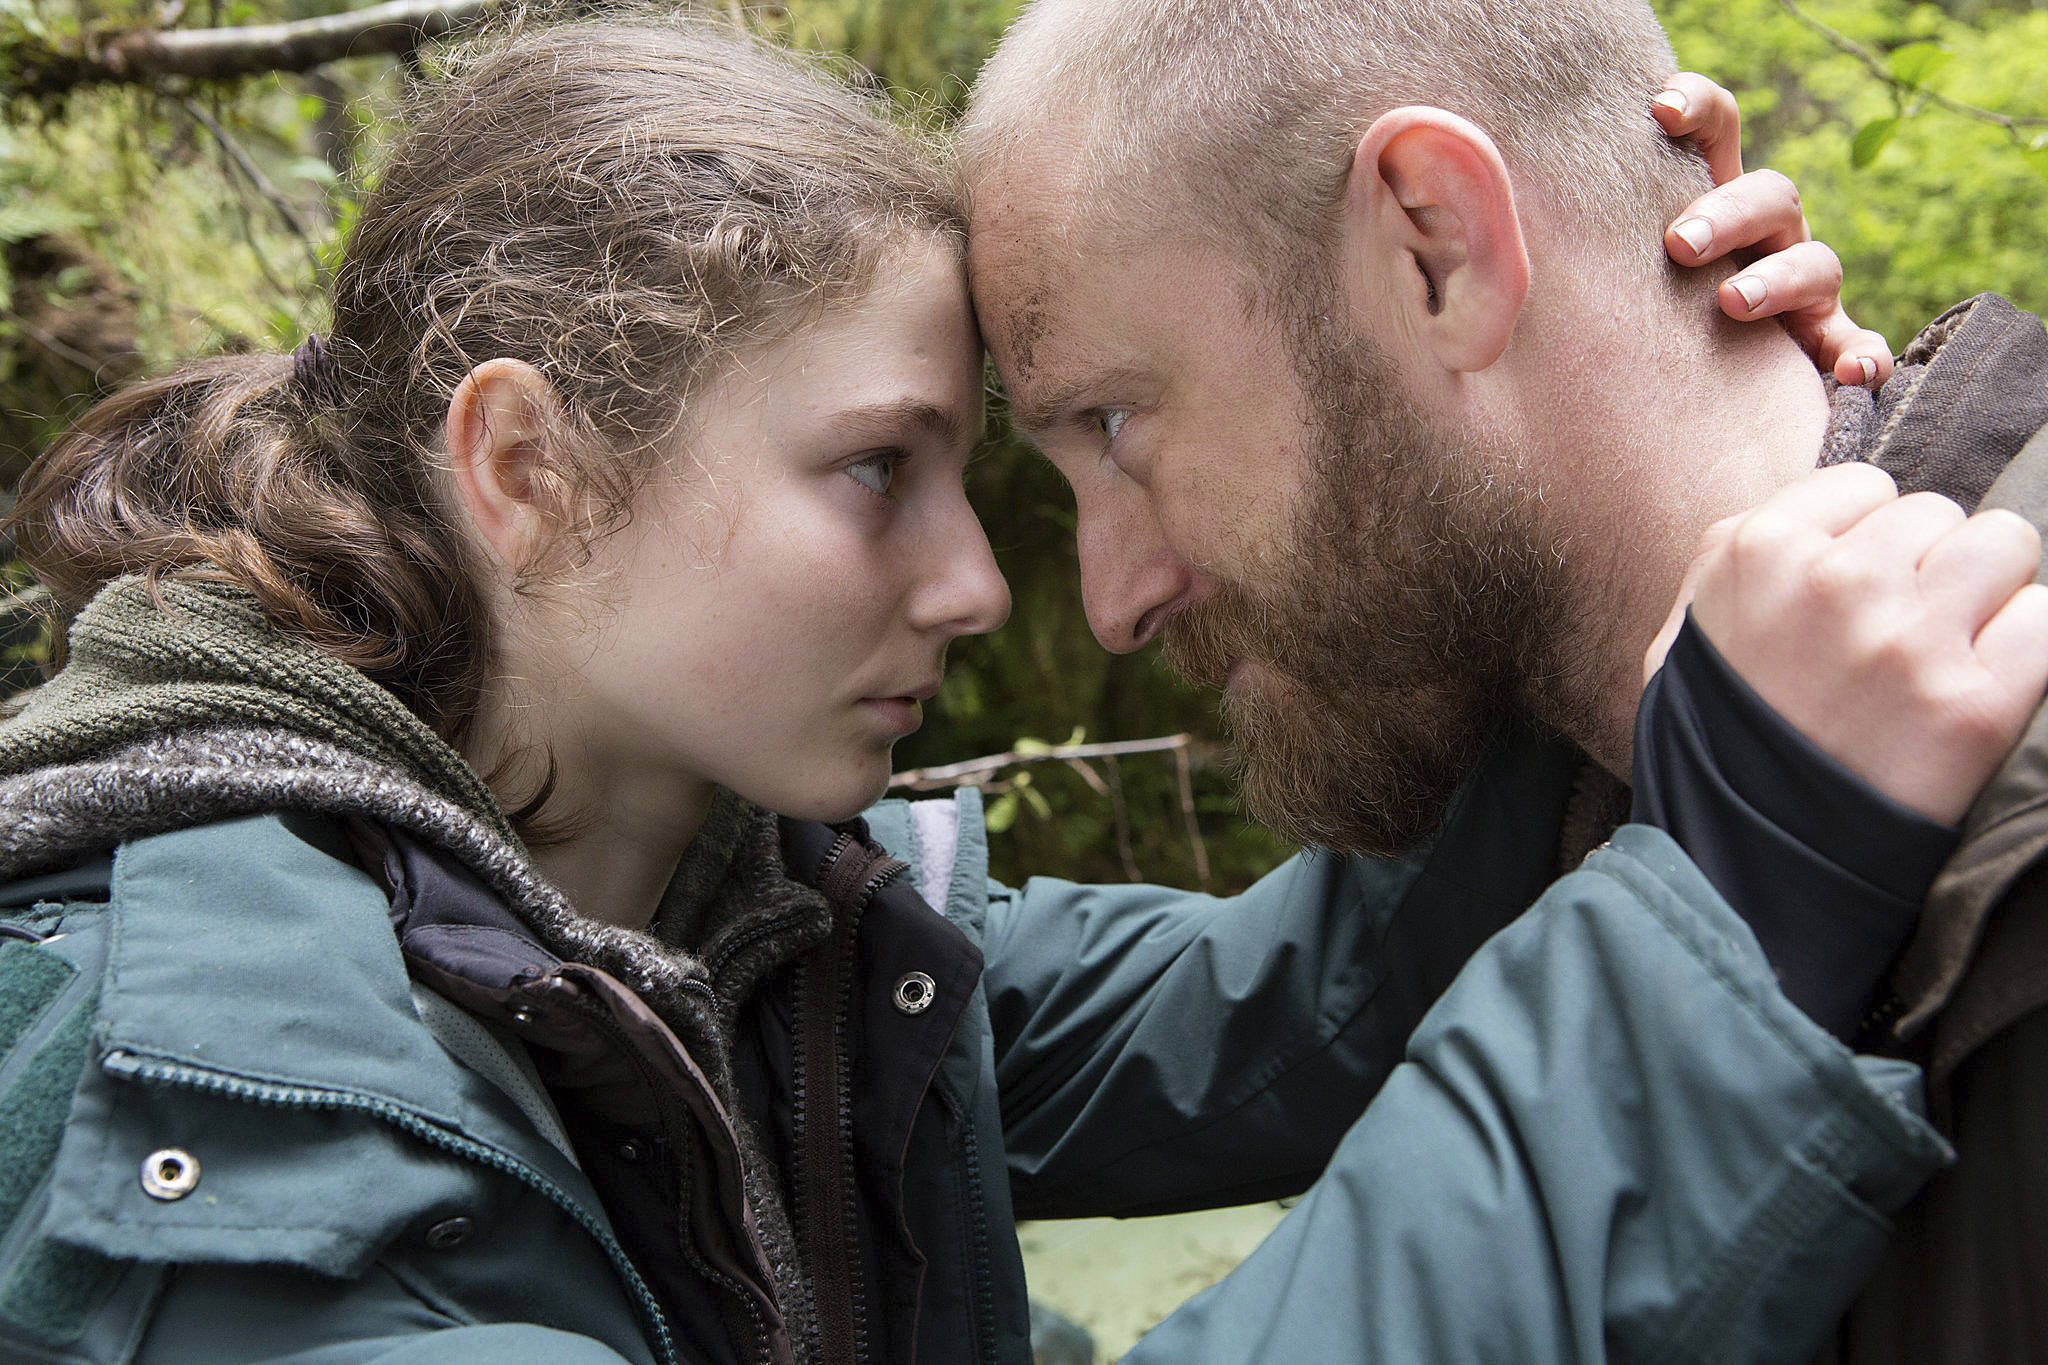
[445,359,565,571]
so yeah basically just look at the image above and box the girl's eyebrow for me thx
[827,398,973,446]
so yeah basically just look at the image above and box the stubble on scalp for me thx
[1163,297,1591,857]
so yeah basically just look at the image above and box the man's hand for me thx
[1645,464,2048,825]
[1654,72,1893,388]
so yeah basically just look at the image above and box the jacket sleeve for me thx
[973,734,1583,1218]
[985,841,1478,1217]
[1120,825,1950,1365]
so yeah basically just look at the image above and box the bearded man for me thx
[961,1,2048,1359]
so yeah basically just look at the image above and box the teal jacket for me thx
[0,731,1948,1363]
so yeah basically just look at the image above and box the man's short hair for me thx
[962,0,1712,281]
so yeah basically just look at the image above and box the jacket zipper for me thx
[794,832,906,1365]
[101,1048,680,1365]
[559,990,781,1365]
[1858,991,1910,1048]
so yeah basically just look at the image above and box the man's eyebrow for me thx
[1008,367,1146,437]
[827,399,975,448]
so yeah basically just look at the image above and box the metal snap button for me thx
[508,1004,537,1026]
[424,1216,475,1250]
[892,971,937,1015]
[140,1148,200,1201]
[617,1139,647,1164]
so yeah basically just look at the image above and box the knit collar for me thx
[1,574,513,841]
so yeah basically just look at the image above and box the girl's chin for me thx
[740,749,896,825]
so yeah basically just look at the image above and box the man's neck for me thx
[1535,313,1833,775]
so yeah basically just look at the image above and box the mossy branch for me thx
[3,0,497,100]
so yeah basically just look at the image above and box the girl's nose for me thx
[916,501,1012,639]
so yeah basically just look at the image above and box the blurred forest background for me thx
[1,0,2044,897]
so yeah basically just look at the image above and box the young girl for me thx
[0,16,1959,1365]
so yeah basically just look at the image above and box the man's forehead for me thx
[966,222,1072,393]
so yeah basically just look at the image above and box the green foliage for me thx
[1656,0,2048,344]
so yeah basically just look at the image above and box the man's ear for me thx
[445,358,564,571]
[1339,107,1530,374]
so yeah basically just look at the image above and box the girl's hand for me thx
[1645,464,2048,824]
[1654,71,1892,389]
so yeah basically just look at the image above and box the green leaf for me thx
[1012,736,1050,756]
[1888,42,1953,89]
[984,790,1020,834]
[285,156,337,185]
[1851,117,1900,169]
[0,199,92,244]
[1021,785,1052,820]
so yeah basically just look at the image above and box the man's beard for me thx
[1162,310,1588,857]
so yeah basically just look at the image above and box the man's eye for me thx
[846,452,899,498]
[1096,409,1129,443]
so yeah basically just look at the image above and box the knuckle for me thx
[1807,240,1844,289]
[1903,489,1967,527]
[1696,513,1742,559]
[1826,460,1897,500]
[1977,506,2043,555]
[1727,512,1800,570]
[1758,167,1802,213]
[1804,544,1886,606]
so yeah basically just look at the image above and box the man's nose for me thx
[1076,488,1205,654]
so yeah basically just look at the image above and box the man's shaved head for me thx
[962,0,1710,276]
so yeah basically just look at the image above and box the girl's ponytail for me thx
[10,345,491,736]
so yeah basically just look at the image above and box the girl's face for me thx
[554,238,1010,822]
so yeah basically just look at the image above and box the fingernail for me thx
[1856,356,1877,386]
[1672,217,1713,256]
[1653,89,1689,117]
[1729,274,1767,311]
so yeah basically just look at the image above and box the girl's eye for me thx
[846,452,900,499]
[1096,409,1129,443]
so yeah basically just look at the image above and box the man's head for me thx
[962,0,1791,854]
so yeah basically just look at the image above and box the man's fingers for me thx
[1918,508,2045,631]
[1973,581,2048,701]
[1651,73,1743,184]
[1666,168,1808,266]
[1717,240,1841,322]
[1789,310,1894,388]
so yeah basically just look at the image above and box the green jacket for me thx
[0,726,1949,1364]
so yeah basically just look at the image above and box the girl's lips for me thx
[859,696,924,735]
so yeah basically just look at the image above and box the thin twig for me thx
[179,97,326,282]
[1173,741,1212,891]
[1,306,104,373]
[1777,0,2048,140]
[889,734,1194,790]
[1061,757,1111,800]
[1103,754,1140,882]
